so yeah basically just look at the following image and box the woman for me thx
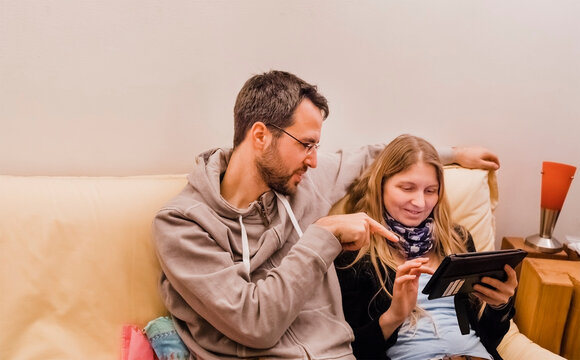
[334,135,517,360]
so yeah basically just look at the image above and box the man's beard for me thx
[256,143,307,196]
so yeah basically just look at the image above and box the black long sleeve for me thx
[335,228,514,360]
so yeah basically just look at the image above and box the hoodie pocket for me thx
[290,304,354,358]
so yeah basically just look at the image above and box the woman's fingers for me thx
[394,274,417,283]
[410,265,434,276]
[474,265,518,306]
[397,258,432,275]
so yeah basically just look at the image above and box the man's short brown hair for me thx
[233,70,329,148]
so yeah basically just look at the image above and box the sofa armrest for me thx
[497,320,565,360]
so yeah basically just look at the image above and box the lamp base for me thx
[525,234,563,253]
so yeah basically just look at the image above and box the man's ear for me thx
[249,122,271,150]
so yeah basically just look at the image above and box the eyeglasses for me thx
[266,124,320,155]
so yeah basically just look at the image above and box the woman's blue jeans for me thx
[144,316,190,360]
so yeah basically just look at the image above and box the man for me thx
[153,70,500,359]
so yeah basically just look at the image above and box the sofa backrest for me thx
[0,175,187,360]
[444,166,498,252]
[0,167,497,359]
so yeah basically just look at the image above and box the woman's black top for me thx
[335,229,515,360]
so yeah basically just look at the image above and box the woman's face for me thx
[382,161,439,227]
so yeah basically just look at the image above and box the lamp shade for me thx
[540,161,576,210]
[526,161,576,253]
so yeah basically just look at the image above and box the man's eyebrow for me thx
[300,135,319,144]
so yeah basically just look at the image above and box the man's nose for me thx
[304,151,318,168]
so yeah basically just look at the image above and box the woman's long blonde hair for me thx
[339,134,468,301]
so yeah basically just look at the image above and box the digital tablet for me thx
[422,249,527,300]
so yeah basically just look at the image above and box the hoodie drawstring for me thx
[275,192,303,238]
[238,193,303,277]
[238,215,250,276]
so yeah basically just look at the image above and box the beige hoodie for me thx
[152,145,386,359]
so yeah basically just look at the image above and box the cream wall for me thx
[1,0,579,247]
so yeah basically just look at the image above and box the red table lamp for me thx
[525,161,576,253]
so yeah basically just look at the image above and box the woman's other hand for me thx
[473,264,518,308]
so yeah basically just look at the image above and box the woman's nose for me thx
[410,191,425,207]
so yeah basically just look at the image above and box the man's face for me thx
[256,99,323,195]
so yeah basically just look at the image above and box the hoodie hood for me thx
[187,147,276,226]
[186,147,305,276]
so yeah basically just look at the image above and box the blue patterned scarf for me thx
[384,210,434,259]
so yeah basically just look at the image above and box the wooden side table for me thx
[512,257,580,359]
[501,236,579,278]
[501,236,577,261]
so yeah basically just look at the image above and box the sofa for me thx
[0,167,564,359]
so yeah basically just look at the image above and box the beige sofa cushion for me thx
[0,175,186,360]
[444,166,498,251]
[498,321,565,359]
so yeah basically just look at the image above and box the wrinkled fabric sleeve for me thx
[477,300,515,352]
[153,207,342,349]
[310,144,385,206]
[437,146,456,165]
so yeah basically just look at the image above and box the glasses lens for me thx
[306,144,319,155]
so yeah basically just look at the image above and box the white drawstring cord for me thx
[275,192,303,238]
[238,193,302,277]
[239,215,250,275]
